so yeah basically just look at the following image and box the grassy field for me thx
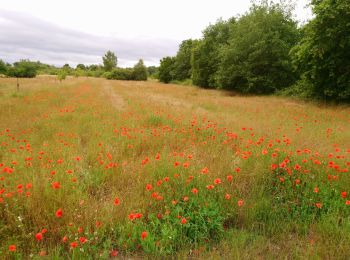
[0,76,349,259]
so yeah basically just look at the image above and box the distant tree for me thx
[57,70,67,82]
[103,51,118,71]
[76,64,86,70]
[132,59,148,81]
[6,60,38,91]
[173,39,194,80]
[158,56,176,83]
[7,60,38,78]
[147,66,159,78]
[291,0,350,101]
[191,18,235,88]
[0,59,7,75]
[218,2,299,94]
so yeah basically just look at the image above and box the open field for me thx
[0,77,349,258]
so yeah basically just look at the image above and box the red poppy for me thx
[55,208,63,218]
[141,231,148,240]
[70,241,78,248]
[114,197,120,206]
[181,218,187,224]
[9,245,16,252]
[35,232,43,241]
[238,200,244,207]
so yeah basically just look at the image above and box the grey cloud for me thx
[0,9,179,67]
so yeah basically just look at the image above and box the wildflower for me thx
[55,208,63,218]
[238,200,244,207]
[225,193,231,200]
[341,191,347,199]
[70,241,78,249]
[114,197,120,206]
[226,175,233,182]
[314,187,319,193]
[181,218,187,224]
[141,231,148,240]
[35,232,43,241]
[214,178,221,184]
[79,237,87,244]
[145,184,152,191]
[315,203,322,209]
[191,188,198,194]
[9,245,16,252]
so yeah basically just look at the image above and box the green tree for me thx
[132,59,148,81]
[291,0,350,101]
[103,51,118,71]
[0,60,8,75]
[191,18,235,88]
[7,60,38,78]
[173,39,194,80]
[76,64,86,70]
[158,57,176,83]
[218,2,299,94]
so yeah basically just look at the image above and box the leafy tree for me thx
[57,70,67,82]
[76,64,86,70]
[0,59,8,75]
[291,0,350,101]
[103,51,118,71]
[173,39,195,80]
[7,60,38,78]
[191,18,235,88]
[147,66,159,78]
[132,59,148,81]
[158,57,176,83]
[218,2,299,94]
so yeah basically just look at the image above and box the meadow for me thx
[0,76,349,259]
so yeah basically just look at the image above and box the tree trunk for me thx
[17,77,19,91]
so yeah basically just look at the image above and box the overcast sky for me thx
[0,0,312,67]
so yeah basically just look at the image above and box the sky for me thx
[0,0,312,67]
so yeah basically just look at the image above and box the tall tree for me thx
[173,39,195,81]
[0,59,8,75]
[158,57,176,83]
[103,51,118,71]
[191,18,235,88]
[291,0,350,101]
[218,2,299,94]
[132,59,148,81]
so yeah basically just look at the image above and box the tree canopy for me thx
[103,51,118,71]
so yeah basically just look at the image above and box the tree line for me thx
[0,51,156,82]
[158,0,349,102]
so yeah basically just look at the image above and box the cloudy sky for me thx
[0,0,312,67]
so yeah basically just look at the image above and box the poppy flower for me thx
[181,218,187,224]
[238,200,244,207]
[70,241,78,248]
[114,197,120,206]
[9,245,16,252]
[141,231,148,240]
[55,208,63,218]
[35,232,43,241]
[341,192,347,199]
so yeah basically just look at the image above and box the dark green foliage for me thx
[0,60,8,75]
[158,56,176,83]
[103,50,118,71]
[132,59,148,81]
[218,3,299,94]
[76,64,86,70]
[147,66,159,78]
[7,60,38,78]
[291,0,350,101]
[173,39,195,81]
[192,19,235,88]
[105,68,134,80]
